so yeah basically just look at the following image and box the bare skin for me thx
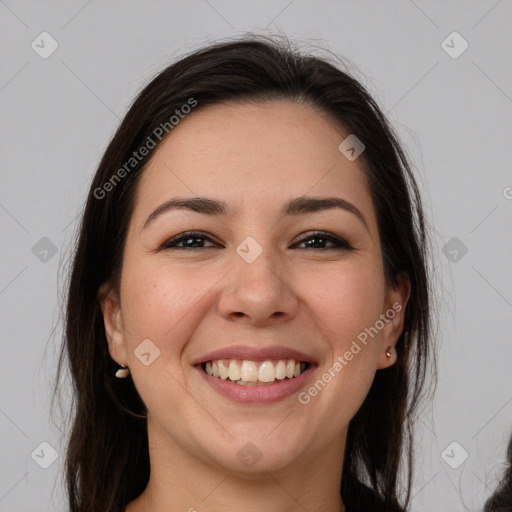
[100,100,410,512]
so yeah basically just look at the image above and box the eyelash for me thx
[159,230,354,251]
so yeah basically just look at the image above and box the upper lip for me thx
[192,345,316,365]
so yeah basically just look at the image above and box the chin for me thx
[198,428,306,474]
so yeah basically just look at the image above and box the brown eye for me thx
[293,231,354,250]
[160,231,219,249]
[158,230,354,251]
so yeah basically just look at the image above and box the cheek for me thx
[118,263,212,411]
[294,263,385,424]
[297,267,383,433]
[298,261,385,343]
[120,260,211,352]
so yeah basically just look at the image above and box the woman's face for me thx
[101,100,409,474]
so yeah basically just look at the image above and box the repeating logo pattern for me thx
[1,2,510,511]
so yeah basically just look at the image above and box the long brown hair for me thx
[484,432,512,511]
[52,34,437,511]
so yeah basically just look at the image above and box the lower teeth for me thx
[234,379,291,386]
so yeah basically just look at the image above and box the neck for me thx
[126,419,347,512]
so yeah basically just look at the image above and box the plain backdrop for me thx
[1,1,511,511]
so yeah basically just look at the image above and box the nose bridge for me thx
[234,235,285,296]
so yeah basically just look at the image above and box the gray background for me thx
[1,1,511,511]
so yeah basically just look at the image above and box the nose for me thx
[216,244,299,326]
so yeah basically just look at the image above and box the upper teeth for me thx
[204,359,306,383]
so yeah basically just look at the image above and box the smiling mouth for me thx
[202,359,310,386]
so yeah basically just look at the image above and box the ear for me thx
[376,273,411,370]
[98,282,129,366]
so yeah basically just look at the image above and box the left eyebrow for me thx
[142,195,369,232]
[282,196,369,232]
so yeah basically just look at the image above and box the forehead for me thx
[132,100,375,226]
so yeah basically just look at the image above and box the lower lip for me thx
[195,365,316,404]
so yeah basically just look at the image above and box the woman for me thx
[54,34,436,511]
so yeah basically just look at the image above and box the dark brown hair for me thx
[484,432,512,512]
[53,34,437,512]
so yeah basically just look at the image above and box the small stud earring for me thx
[115,365,130,378]
[385,346,394,359]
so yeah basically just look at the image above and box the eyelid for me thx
[158,230,354,251]
[293,230,354,249]
[158,230,219,250]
